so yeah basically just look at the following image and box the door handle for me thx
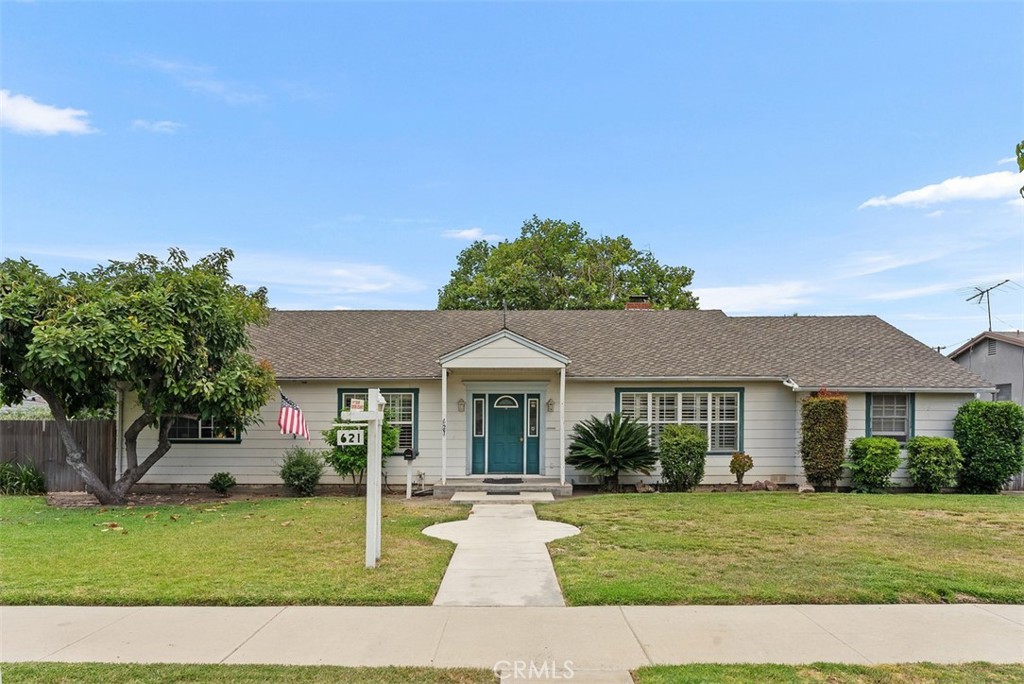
[518,435,524,443]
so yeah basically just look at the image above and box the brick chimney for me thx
[625,294,652,310]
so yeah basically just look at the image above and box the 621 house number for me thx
[337,430,365,446]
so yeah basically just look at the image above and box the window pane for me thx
[710,423,738,451]
[528,399,538,437]
[342,392,368,411]
[473,398,485,437]
[653,393,676,422]
[871,394,908,439]
[620,392,648,421]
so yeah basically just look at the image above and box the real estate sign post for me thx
[340,388,385,568]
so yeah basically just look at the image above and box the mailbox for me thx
[403,448,418,461]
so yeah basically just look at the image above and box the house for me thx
[949,330,1024,404]
[128,308,992,492]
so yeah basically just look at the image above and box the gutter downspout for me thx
[115,385,125,478]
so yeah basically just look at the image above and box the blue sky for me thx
[2,2,1022,352]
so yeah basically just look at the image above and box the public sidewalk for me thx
[3,604,1023,681]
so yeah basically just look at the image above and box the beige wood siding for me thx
[444,336,565,369]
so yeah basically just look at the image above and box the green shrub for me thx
[729,452,754,485]
[207,471,237,496]
[322,417,398,496]
[800,390,848,491]
[567,412,657,490]
[659,423,708,492]
[279,447,325,497]
[0,461,46,495]
[953,400,1024,494]
[846,437,901,492]
[904,436,962,493]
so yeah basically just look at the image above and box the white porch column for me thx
[559,366,566,486]
[441,368,448,485]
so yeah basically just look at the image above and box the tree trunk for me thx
[111,415,173,502]
[34,388,121,504]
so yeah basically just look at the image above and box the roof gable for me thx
[439,329,569,368]
[950,330,1024,359]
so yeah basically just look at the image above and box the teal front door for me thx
[487,394,524,473]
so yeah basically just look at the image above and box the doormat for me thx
[482,478,524,484]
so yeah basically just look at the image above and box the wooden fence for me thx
[0,420,116,492]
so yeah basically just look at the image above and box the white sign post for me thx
[339,388,386,568]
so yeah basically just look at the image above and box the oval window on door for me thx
[493,395,519,409]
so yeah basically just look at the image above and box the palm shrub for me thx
[659,424,708,491]
[279,447,325,497]
[567,412,657,490]
[800,390,848,491]
[846,437,901,492]
[953,400,1024,494]
[905,436,962,493]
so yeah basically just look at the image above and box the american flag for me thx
[278,393,310,441]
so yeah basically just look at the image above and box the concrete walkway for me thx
[423,503,580,607]
[4,604,1023,679]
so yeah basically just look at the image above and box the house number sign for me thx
[337,429,365,446]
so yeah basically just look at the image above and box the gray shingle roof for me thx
[249,310,990,390]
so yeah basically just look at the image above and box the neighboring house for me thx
[949,330,1024,405]
[127,308,991,491]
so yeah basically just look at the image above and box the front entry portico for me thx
[438,329,569,485]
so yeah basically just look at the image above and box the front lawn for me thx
[0,496,467,606]
[635,663,1024,683]
[537,493,1024,605]
[0,663,496,683]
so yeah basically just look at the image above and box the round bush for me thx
[905,436,962,493]
[279,447,325,497]
[207,471,237,496]
[846,436,901,492]
[659,423,708,492]
[953,401,1024,494]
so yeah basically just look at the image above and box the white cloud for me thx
[859,171,1019,209]
[442,227,502,241]
[0,90,96,135]
[132,56,264,105]
[925,210,944,218]
[692,281,815,314]
[132,119,183,134]
[997,157,1017,166]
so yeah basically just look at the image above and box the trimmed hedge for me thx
[659,423,708,492]
[800,391,848,491]
[905,436,962,493]
[847,436,901,492]
[953,400,1024,494]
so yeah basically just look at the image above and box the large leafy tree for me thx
[438,216,698,310]
[0,249,276,505]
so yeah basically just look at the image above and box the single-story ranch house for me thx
[128,307,992,491]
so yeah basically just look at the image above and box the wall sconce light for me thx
[457,398,466,413]
[546,398,555,413]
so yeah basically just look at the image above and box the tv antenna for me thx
[966,279,1010,331]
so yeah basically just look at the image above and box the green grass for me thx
[0,663,496,683]
[537,493,1024,605]
[0,496,467,606]
[635,663,1024,683]
[3,663,1021,684]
